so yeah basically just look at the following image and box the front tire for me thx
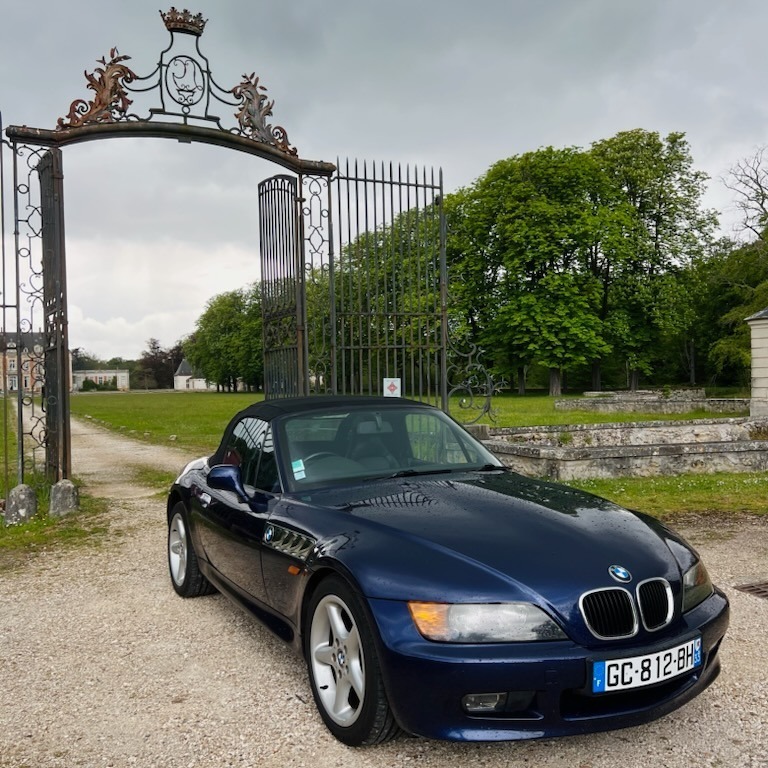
[306,576,401,746]
[167,503,215,597]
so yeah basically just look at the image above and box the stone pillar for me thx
[747,308,768,417]
[5,485,37,525]
[50,479,79,517]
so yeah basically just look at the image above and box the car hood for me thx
[298,470,684,605]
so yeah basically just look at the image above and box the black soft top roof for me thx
[210,395,435,465]
[232,395,433,422]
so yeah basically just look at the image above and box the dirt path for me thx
[0,419,766,767]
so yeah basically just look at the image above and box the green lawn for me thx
[569,473,768,518]
[68,390,745,456]
[63,389,766,519]
[69,391,261,455]
[471,392,747,427]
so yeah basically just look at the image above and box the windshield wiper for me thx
[474,463,506,472]
[385,468,454,479]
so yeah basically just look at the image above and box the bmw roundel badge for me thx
[265,525,274,543]
[608,565,632,583]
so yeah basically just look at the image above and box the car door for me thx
[193,416,277,604]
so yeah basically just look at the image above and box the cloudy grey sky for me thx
[2,0,767,359]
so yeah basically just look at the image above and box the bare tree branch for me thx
[723,146,768,241]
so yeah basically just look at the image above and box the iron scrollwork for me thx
[55,9,299,156]
[9,144,53,480]
[165,56,206,107]
[232,74,296,156]
[57,49,138,129]
[302,175,332,393]
[446,337,505,425]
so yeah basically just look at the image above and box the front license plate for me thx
[592,637,702,694]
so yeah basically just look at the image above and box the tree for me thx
[693,238,768,385]
[589,130,717,388]
[447,146,610,393]
[445,130,717,393]
[136,337,178,390]
[494,273,609,395]
[723,146,768,242]
[184,284,263,391]
[236,284,264,391]
[71,348,107,371]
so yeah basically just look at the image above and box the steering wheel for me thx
[303,451,338,464]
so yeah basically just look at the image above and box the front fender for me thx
[307,523,531,604]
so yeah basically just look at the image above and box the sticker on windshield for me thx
[292,459,306,480]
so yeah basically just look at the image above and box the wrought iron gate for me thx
[259,174,304,398]
[1,8,496,496]
[258,162,448,407]
[39,149,71,480]
[258,161,494,419]
[0,127,70,486]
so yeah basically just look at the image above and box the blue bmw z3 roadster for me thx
[166,396,729,746]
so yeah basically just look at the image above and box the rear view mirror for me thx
[208,464,248,501]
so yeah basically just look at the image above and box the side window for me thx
[405,413,445,464]
[224,417,266,488]
[405,413,478,465]
[254,426,279,492]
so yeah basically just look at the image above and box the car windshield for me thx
[277,404,502,491]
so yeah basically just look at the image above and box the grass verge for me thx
[0,493,111,573]
[130,466,179,498]
[567,472,768,519]
[474,393,747,427]
[65,390,763,523]
[70,391,260,455]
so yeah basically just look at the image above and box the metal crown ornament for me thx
[160,7,207,36]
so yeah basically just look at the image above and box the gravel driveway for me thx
[1,418,766,768]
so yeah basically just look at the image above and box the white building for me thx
[747,308,768,417]
[1,332,72,393]
[174,359,215,391]
[72,369,130,391]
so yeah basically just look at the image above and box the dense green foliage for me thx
[80,376,117,392]
[691,239,768,386]
[446,129,720,394]
[72,130,768,397]
[183,283,264,391]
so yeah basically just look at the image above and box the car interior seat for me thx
[347,415,399,470]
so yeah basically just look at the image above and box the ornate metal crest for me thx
[232,73,295,156]
[57,49,137,129]
[56,7,296,156]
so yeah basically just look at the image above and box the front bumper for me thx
[367,589,729,741]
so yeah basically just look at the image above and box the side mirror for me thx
[208,464,248,501]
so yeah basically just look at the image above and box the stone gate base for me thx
[482,418,768,480]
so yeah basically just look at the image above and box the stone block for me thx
[5,484,37,525]
[50,480,79,517]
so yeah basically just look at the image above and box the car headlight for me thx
[408,601,567,643]
[682,560,713,612]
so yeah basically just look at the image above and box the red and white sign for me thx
[383,378,402,397]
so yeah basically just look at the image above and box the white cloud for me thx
[66,237,259,358]
[4,0,768,359]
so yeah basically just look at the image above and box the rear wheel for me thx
[306,576,401,746]
[167,503,215,597]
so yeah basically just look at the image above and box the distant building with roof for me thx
[0,332,72,393]
[174,358,215,391]
[72,369,130,391]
